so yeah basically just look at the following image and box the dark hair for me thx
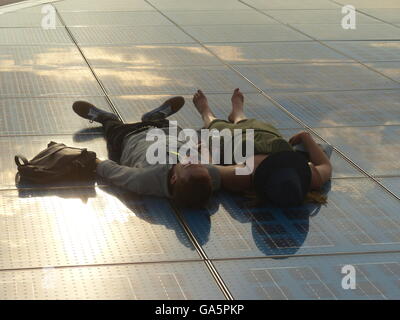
[172,174,212,208]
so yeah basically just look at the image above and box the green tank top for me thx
[252,130,293,155]
[209,119,293,164]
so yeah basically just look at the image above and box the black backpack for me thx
[15,141,97,185]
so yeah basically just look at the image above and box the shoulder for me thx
[309,162,332,190]
[309,162,322,190]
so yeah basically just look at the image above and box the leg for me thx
[72,101,170,159]
[103,119,169,157]
[102,119,139,160]
[103,118,128,147]
[141,96,185,122]
[228,88,247,124]
[192,89,217,128]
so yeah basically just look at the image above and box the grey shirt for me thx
[96,128,221,198]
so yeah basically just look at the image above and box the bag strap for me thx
[15,155,29,166]
[31,145,70,163]
[15,145,88,167]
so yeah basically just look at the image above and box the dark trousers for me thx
[103,119,169,161]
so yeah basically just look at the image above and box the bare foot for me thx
[193,89,210,114]
[228,88,246,123]
[193,90,216,127]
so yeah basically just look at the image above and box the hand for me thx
[288,131,310,146]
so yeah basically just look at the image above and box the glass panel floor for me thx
[0,0,399,299]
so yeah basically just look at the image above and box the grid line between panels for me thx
[208,248,400,262]
[168,201,234,300]
[54,9,124,121]
[2,39,398,47]
[328,0,400,30]
[0,258,206,273]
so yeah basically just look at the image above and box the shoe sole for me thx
[72,101,96,120]
[72,101,118,122]
[141,96,185,121]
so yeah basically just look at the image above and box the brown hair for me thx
[304,191,327,205]
[172,174,212,208]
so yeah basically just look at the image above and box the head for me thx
[170,163,212,208]
[253,151,312,207]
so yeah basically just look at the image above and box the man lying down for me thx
[72,89,332,208]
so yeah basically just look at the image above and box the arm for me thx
[289,131,332,188]
[95,159,171,197]
[214,164,252,193]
